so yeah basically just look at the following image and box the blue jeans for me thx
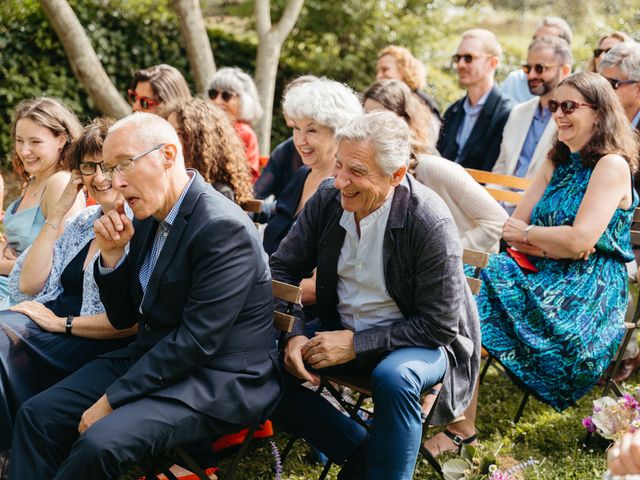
[273,346,446,480]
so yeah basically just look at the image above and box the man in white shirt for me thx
[493,36,572,179]
[501,17,573,104]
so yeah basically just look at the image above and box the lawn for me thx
[206,364,630,479]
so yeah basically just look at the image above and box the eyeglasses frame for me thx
[84,143,165,180]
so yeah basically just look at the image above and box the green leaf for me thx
[442,458,472,480]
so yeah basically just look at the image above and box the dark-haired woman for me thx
[426,71,639,455]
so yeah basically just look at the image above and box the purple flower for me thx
[623,394,639,410]
[582,417,597,433]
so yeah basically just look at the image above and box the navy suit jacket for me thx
[437,85,514,171]
[95,172,281,426]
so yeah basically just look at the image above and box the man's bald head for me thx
[104,112,184,169]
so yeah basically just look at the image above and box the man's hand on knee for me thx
[284,335,320,385]
[78,394,114,434]
[302,330,356,369]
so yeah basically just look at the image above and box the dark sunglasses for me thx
[548,99,596,115]
[208,89,236,102]
[603,76,640,90]
[521,63,558,74]
[593,48,612,58]
[127,89,160,110]
[451,53,490,64]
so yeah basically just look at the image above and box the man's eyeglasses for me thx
[603,76,640,90]
[451,53,491,64]
[93,144,165,180]
[521,63,559,75]
[208,89,237,103]
[594,48,612,58]
[127,89,160,110]
[548,99,596,115]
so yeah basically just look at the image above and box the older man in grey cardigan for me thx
[270,111,480,480]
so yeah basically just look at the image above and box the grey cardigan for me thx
[270,174,481,425]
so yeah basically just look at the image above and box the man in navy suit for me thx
[8,113,281,479]
[437,29,514,171]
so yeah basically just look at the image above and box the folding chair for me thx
[465,168,532,205]
[143,280,301,480]
[280,248,489,479]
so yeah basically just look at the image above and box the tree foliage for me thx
[0,0,256,165]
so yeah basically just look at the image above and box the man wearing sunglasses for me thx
[599,42,640,131]
[437,29,514,172]
[8,113,281,479]
[501,16,573,103]
[493,36,572,183]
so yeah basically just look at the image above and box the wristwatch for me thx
[66,315,74,335]
[523,224,535,244]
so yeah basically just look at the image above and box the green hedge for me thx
[0,0,267,166]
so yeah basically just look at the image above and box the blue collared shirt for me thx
[632,109,640,129]
[99,170,195,304]
[514,104,552,178]
[455,90,491,161]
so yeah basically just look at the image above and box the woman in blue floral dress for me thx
[425,71,638,455]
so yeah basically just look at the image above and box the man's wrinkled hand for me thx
[78,394,113,434]
[301,330,356,370]
[94,202,134,267]
[284,335,320,385]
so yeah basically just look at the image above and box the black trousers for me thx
[8,356,238,480]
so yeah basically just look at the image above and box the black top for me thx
[262,165,311,256]
[254,137,303,200]
[44,241,91,317]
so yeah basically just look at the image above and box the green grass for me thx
[195,365,634,479]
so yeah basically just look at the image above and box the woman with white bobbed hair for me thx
[262,78,363,257]
[208,67,263,182]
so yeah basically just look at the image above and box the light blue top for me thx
[3,196,46,255]
[500,69,534,104]
[455,89,491,162]
[514,105,553,178]
[632,109,640,128]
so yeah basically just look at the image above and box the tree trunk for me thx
[40,0,130,118]
[254,0,304,155]
[172,0,217,96]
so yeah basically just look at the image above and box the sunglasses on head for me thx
[208,89,236,102]
[451,53,490,64]
[521,63,558,74]
[603,76,640,90]
[548,99,596,115]
[594,48,612,58]
[127,89,160,110]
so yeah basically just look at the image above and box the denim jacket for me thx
[270,174,481,425]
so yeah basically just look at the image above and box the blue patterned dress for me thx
[479,152,636,411]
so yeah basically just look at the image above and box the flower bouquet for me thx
[441,444,539,480]
[582,386,640,442]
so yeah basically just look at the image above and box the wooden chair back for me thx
[463,248,490,295]
[466,168,532,205]
[272,280,302,335]
[241,198,264,213]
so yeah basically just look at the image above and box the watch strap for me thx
[65,315,74,335]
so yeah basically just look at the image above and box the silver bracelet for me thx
[45,220,60,229]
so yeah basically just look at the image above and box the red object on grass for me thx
[212,420,274,452]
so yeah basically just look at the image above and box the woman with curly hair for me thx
[376,45,442,135]
[160,97,253,206]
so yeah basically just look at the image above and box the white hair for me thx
[107,112,182,159]
[599,42,640,81]
[335,111,410,175]
[208,67,263,123]
[283,78,363,131]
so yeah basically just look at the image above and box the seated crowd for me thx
[1,14,640,480]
